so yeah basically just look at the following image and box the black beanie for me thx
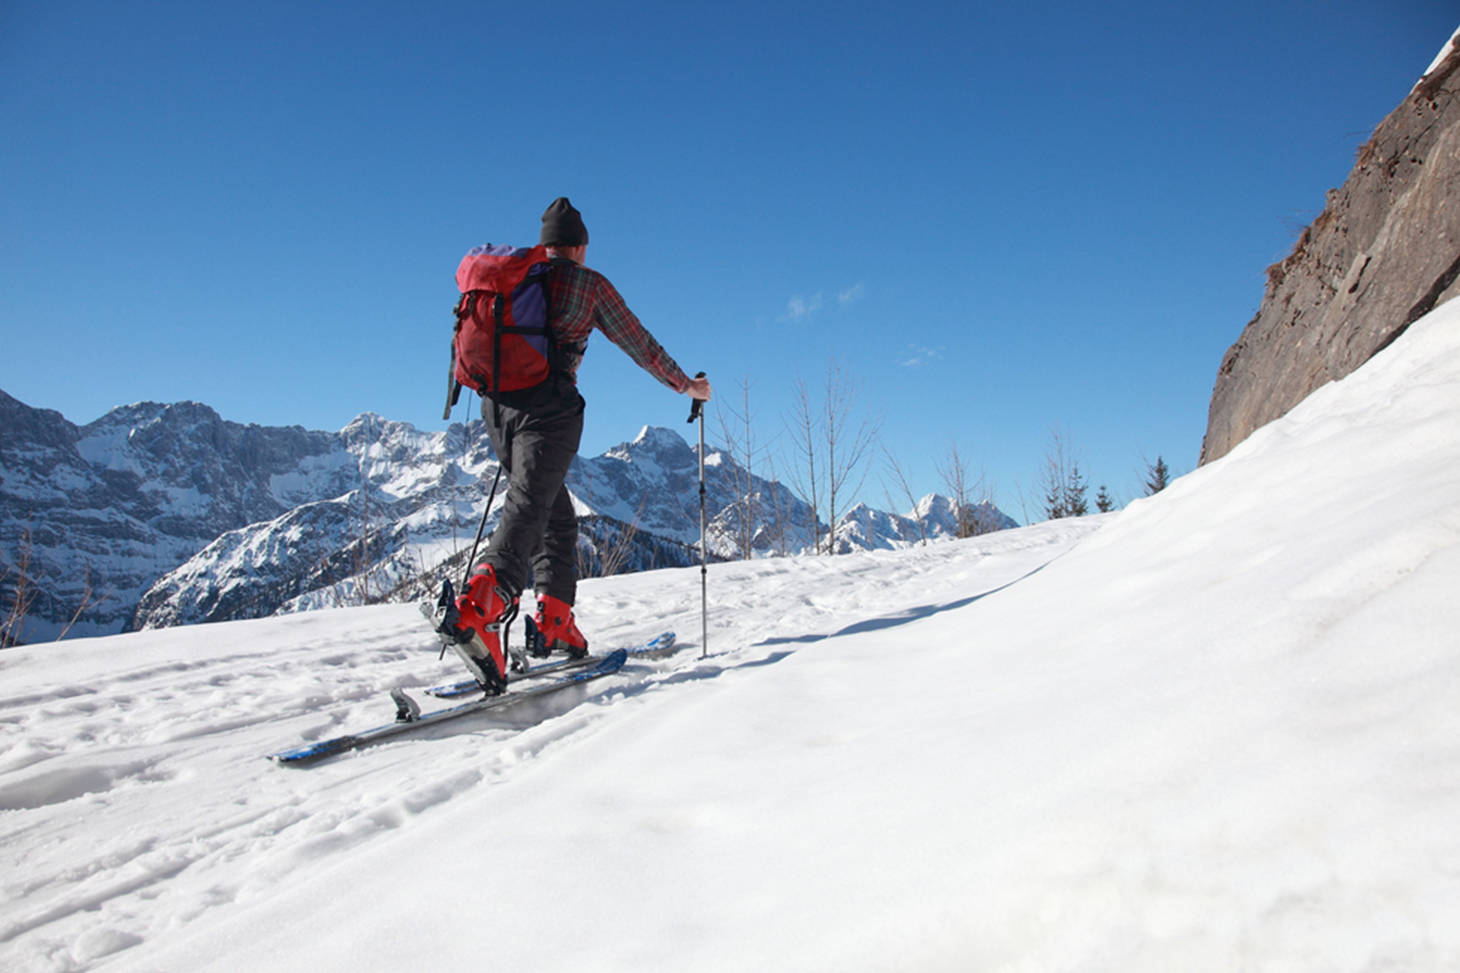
[540,197,589,247]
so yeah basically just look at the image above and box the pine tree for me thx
[1065,464,1089,517]
[1096,484,1115,513]
[1038,428,1090,520]
[1144,456,1171,496]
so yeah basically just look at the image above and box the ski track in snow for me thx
[0,520,1099,972]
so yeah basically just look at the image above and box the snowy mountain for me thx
[2,296,1457,972]
[846,493,1020,551]
[1,396,1013,641]
[0,393,359,640]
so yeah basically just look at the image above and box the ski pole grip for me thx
[687,372,706,423]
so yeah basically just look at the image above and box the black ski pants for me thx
[479,373,584,606]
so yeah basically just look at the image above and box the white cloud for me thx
[785,292,824,320]
[782,282,864,321]
[900,344,941,367]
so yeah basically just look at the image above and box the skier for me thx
[442,198,711,692]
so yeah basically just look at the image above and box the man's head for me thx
[540,197,589,248]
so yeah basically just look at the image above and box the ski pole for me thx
[462,464,504,592]
[687,373,708,658]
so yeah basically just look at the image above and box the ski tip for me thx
[269,736,358,764]
[634,632,679,659]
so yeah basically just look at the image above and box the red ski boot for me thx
[448,565,513,694]
[535,595,589,660]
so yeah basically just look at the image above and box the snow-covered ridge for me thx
[1421,24,1460,81]
[1,396,1013,640]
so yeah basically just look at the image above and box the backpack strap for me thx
[489,292,505,428]
[443,292,475,420]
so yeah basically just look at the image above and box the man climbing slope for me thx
[439,197,711,693]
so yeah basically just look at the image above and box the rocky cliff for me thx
[0,391,350,640]
[1201,28,1460,464]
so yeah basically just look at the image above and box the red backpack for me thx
[443,244,556,419]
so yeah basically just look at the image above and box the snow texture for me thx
[2,297,1460,970]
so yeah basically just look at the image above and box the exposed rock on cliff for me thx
[1201,28,1460,464]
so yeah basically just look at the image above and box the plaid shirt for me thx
[546,259,690,393]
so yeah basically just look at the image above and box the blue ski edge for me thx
[268,648,629,765]
[425,631,677,698]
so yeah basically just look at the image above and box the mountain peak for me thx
[602,426,695,469]
[631,425,689,451]
[1,386,1017,640]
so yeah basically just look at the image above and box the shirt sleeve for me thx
[590,276,691,393]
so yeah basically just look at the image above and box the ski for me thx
[268,648,628,765]
[423,631,678,699]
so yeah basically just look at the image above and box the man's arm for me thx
[588,275,698,393]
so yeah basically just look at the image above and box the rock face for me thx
[1201,30,1460,464]
[0,391,350,640]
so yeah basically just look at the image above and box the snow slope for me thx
[3,297,1460,970]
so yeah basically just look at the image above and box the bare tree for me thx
[715,375,775,560]
[1,524,38,647]
[934,439,1007,537]
[760,453,796,557]
[819,356,882,554]
[55,561,112,641]
[784,358,884,555]
[2,524,116,645]
[881,447,928,546]
[784,370,824,553]
[975,476,1011,534]
[315,485,391,609]
[936,439,973,537]
[938,439,997,538]
[1038,426,1089,520]
[590,496,649,579]
[1011,480,1036,529]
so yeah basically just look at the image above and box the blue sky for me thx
[2,1,1454,518]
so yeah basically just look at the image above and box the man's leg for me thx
[446,391,577,692]
[533,482,588,656]
[481,384,584,599]
[534,482,579,606]
[435,412,521,694]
